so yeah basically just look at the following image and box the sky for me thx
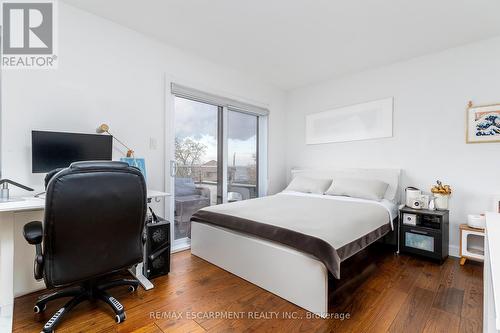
[175,97,257,166]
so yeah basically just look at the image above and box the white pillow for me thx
[291,168,401,203]
[325,177,389,201]
[285,176,332,194]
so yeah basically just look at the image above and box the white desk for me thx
[0,190,169,333]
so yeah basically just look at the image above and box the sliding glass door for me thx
[227,110,258,201]
[168,85,268,250]
[173,97,220,241]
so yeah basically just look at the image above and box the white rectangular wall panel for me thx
[306,97,393,144]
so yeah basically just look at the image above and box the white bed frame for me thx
[191,168,402,316]
[191,222,329,314]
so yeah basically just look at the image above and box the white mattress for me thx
[279,191,398,229]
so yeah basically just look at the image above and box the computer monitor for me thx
[32,130,113,173]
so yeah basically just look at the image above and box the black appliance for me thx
[32,130,113,173]
[144,211,171,279]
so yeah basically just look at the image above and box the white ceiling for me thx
[62,0,500,90]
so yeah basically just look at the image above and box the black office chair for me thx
[23,161,147,333]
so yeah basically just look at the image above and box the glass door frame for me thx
[226,107,260,201]
[165,79,268,252]
[219,107,228,204]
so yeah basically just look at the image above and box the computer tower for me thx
[143,217,171,279]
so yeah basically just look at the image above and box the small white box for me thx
[403,213,417,225]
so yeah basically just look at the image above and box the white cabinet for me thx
[485,212,500,333]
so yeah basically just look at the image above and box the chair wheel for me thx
[115,312,126,323]
[34,304,47,313]
[128,285,136,292]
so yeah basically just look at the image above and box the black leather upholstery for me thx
[23,221,43,244]
[41,161,147,288]
[44,168,63,189]
[23,221,44,279]
[23,161,147,331]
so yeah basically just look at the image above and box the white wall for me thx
[0,2,287,201]
[3,1,498,260]
[285,36,500,256]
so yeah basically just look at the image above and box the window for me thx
[169,86,268,245]
[173,98,220,240]
[227,110,258,201]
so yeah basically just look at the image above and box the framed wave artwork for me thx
[466,101,500,144]
[305,97,393,145]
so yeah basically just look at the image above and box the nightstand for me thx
[399,207,449,263]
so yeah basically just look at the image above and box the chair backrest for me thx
[175,177,199,196]
[43,161,147,287]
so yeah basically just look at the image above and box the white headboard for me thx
[291,167,402,203]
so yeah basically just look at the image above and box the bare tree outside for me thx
[175,137,208,177]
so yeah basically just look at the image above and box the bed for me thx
[191,168,401,316]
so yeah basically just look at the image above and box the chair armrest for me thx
[23,221,44,280]
[23,221,43,244]
[197,186,211,198]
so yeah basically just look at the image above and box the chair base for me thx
[34,278,139,333]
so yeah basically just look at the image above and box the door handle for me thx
[170,160,177,177]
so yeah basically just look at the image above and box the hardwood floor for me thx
[13,248,483,333]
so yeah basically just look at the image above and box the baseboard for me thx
[172,238,191,253]
[14,285,45,298]
[449,244,459,258]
